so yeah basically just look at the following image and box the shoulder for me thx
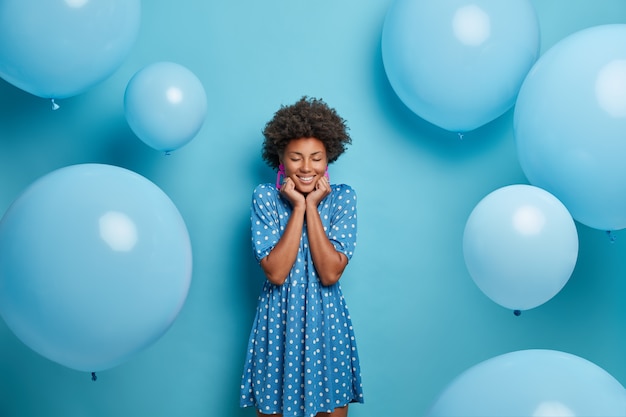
[251,183,285,210]
[329,184,357,209]
[331,183,357,198]
[252,183,279,198]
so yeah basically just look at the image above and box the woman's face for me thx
[281,137,328,194]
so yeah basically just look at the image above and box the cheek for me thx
[316,162,328,174]
[283,163,296,176]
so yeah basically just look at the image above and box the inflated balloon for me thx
[0,164,192,372]
[381,0,539,132]
[426,349,626,417]
[124,62,208,153]
[0,0,140,99]
[463,185,578,311]
[515,24,626,231]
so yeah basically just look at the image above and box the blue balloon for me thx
[515,24,626,231]
[0,0,140,99]
[0,164,192,372]
[124,62,208,153]
[381,0,539,132]
[426,349,626,417]
[463,185,578,311]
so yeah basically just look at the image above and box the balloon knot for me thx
[91,372,97,382]
[513,310,521,316]
[51,99,60,110]
[457,133,464,140]
[606,230,616,243]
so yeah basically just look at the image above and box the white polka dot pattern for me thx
[240,183,364,417]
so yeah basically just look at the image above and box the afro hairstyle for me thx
[261,96,352,170]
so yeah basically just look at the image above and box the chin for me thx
[295,184,315,194]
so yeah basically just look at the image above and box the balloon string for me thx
[91,372,97,382]
[606,230,616,243]
[51,99,60,110]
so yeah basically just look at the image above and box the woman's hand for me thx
[306,176,331,208]
[280,177,306,209]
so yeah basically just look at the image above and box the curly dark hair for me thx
[261,96,352,170]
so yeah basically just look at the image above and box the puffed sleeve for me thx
[250,184,286,263]
[327,184,357,261]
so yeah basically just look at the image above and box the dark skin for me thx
[257,137,350,417]
[260,137,348,288]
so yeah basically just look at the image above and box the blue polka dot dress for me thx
[240,183,364,416]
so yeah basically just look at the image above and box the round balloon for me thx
[0,0,140,99]
[381,0,539,132]
[463,185,578,311]
[0,164,192,372]
[426,349,626,417]
[124,61,208,153]
[515,24,626,231]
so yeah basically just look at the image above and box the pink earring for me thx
[276,164,285,189]
[325,166,330,182]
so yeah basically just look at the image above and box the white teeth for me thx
[299,177,314,181]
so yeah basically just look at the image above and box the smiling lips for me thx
[297,176,315,184]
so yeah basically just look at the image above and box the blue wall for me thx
[1,1,626,416]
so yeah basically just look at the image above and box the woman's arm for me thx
[259,204,305,285]
[259,178,307,286]
[306,203,349,286]
[305,177,349,286]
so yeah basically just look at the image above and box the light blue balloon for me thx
[0,0,140,99]
[463,185,578,311]
[426,349,626,417]
[515,24,626,231]
[0,164,192,372]
[125,62,208,153]
[381,0,539,132]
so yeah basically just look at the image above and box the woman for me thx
[240,97,364,417]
